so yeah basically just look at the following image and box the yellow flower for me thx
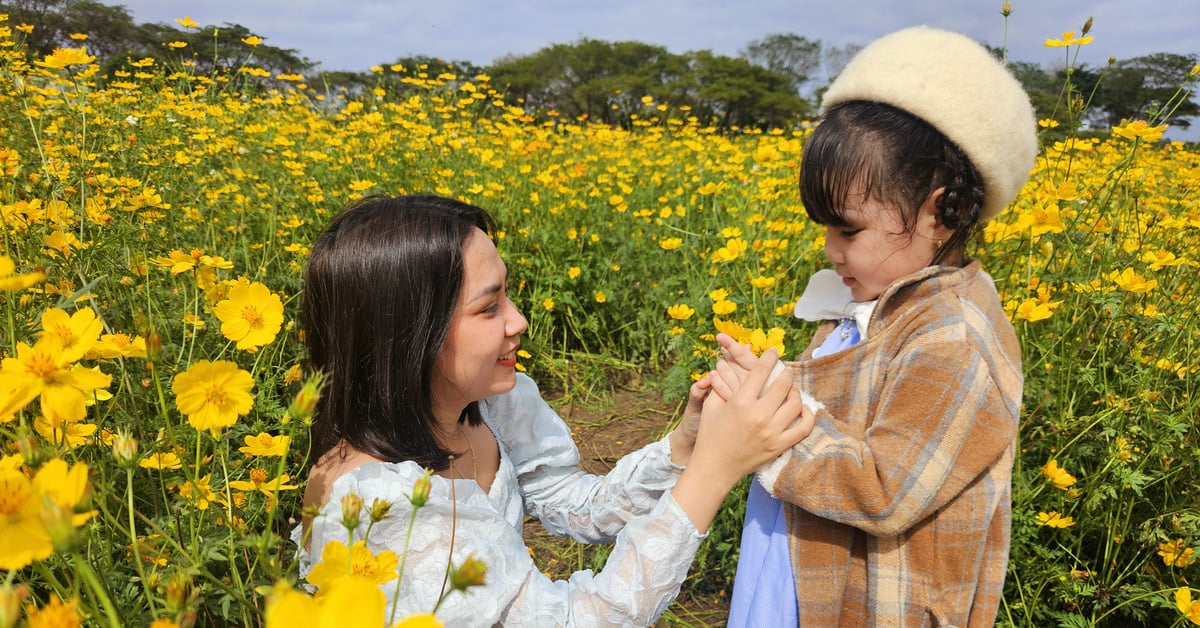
[166,41,187,49]
[1041,459,1077,489]
[86,333,148,360]
[174,15,199,28]
[214,280,285,351]
[711,238,748,263]
[239,432,291,457]
[748,328,786,357]
[1014,298,1055,322]
[542,298,555,311]
[395,613,445,628]
[35,46,95,69]
[667,304,695,320]
[24,594,82,628]
[266,577,391,628]
[228,469,298,511]
[306,540,399,590]
[749,276,776,290]
[1141,249,1186,271]
[150,249,234,275]
[176,474,217,510]
[172,359,255,432]
[32,458,95,527]
[241,35,263,46]
[594,291,607,304]
[659,237,683,251]
[1108,268,1157,293]
[0,468,52,569]
[1176,588,1200,626]
[0,335,111,424]
[1035,511,1075,528]
[1044,31,1094,47]
[0,255,45,291]
[712,299,737,315]
[1112,120,1167,142]
[139,451,182,470]
[567,266,581,280]
[39,307,103,358]
[34,415,97,449]
[1159,538,1196,568]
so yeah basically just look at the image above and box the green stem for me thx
[74,557,123,627]
[125,468,158,615]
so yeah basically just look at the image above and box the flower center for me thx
[249,468,268,485]
[204,385,228,407]
[240,305,262,328]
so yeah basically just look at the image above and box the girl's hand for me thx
[709,332,782,402]
[668,372,712,466]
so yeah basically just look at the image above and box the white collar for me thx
[792,269,877,340]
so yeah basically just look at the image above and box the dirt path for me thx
[522,384,731,627]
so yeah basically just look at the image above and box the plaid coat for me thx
[760,260,1022,627]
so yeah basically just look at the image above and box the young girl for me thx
[292,194,812,626]
[722,26,1037,626]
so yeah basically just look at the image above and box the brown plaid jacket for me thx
[767,260,1022,627]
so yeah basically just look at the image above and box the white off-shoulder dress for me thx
[291,373,705,627]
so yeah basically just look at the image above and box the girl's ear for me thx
[921,186,953,238]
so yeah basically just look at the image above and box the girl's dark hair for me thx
[799,101,985,265]
[301,194,497,469]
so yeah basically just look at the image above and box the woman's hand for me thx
[670,347,814,532]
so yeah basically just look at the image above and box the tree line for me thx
[3,0,1197,135]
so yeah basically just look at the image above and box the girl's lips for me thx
[841,276,855,287]
[498,350,519,367]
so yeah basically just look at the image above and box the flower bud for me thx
[368,498,392,523]
[1081,16,1093,35]
[449,555,487,592]
[340,493,363,531]
[999,1,1011,17]
[145,330,162,361]
[411,469,432,507]
[112,430,139,468]
[164,572,196,614]
[288,372,325,424]
[40,501,78,554]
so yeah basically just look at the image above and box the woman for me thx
[293,193,812,626]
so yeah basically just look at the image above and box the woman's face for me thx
[432,228,528,418]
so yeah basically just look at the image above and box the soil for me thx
[522,382,731,627]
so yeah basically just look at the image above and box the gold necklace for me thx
[450,423,478,481]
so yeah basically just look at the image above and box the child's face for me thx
[821,192,944,302]
[432,228,528,416]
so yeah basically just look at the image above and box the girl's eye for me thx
[840,229,862,238]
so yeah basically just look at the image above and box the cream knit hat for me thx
[821,26,1038,220]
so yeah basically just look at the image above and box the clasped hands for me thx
[669,333,815,481]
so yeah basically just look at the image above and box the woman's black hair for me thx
[799,101,985,265]
[301,194,498,470]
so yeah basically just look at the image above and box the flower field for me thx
[1,13,1199,627]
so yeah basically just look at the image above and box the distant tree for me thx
[1092,53,1199,129]
[687,50,809,130]
[741,33,821,94]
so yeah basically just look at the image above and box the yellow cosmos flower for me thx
[39,307,103,358]
[1041,459,1077,489]
[306,540,399,590]
[711,238,748,263]
[395,613,445,628]
[0,255,45,291]
[139,451,182,470]
[239,432,291,457]
[594,291,606,304]
[1013,298,1056,322]
[0,335,112,424]
[1035,511,1075,528]
[712,318,751,345]
[166,41,187,49]
[24,594,82,628]
[151,249,234,275]
[567,266,581,280]
[659,237,683,251]
[241,35,263,46]
[542,298,555,311]
[176,474,217,510]
[174,15,199,28]
[1176,588,1200,626]
[749,276,776,290]
[1044,31,1094,47]
[667,304,695,320]
[228,468,298,510]
[35,46,95,69]
[214,281,285,351]
[1108,268,1157,293]
[34,415,97,449]
[172,359,255,432]
[1112,120,1167,142]
[748,328,786,357]
[267,577,397,628]
[1160,538,1196,568]
[86,333,148,360]
[712,299,737,315]
[32,458,95,528]
[0,468,52,569]
[1141,249,1186,271]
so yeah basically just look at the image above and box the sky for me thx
[110,0,1199,136]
